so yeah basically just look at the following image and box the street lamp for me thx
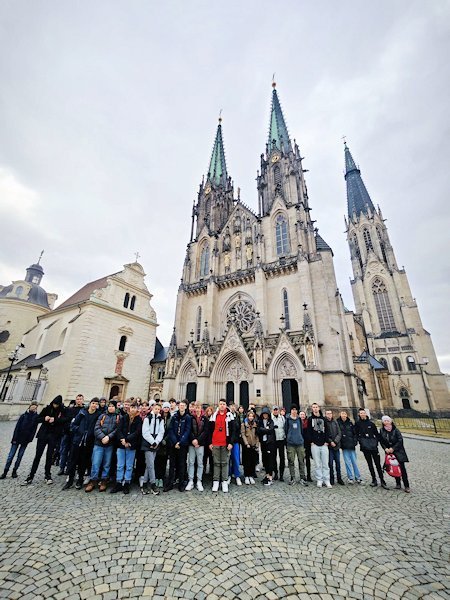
[418,357,437,434]
[0,343,25,401]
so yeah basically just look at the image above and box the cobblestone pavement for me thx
[0,421,449,600]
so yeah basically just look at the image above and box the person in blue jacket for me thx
[1,401,39,479]
[164,400,192,492]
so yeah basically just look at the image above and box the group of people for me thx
[1,394,411,494]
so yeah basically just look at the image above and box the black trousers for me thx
[242,445,258,477]
[395,462,410,488]
[168,446,188,487]
[362,449,385,482]
[261,443,276,476]
[67,441,94,483]
[304,442,312,478]
[29,437,58,480]
[274,440,286,477]
[155,451,168,480]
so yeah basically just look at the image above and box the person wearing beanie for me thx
[1,402,39,480]
[379,415,410,492]
[22,396,66,485]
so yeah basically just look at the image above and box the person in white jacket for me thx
[141,404,165,495]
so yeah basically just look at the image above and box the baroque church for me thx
[163,84,449,413]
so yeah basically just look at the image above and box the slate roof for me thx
[56,275,114,311]
[1,350,61,373]
[151,337,168,364]
[344,144,375,217]
[315,234,332,252]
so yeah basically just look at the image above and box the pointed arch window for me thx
[196,306,202,342]
[406,356,416,371]
[363,228,373,252]
[372,278,395,332]
[400,387,411,410]
[379,357,388,370]
[392,357,402,372]
[352,234,362,269]
[282,288,290,330]
[275,214,289,255]
[123,293,130,308]
[199,244,210,277]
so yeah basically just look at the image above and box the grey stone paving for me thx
[0,420,449,600]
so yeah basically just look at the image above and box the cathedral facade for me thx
[163,85,359,409]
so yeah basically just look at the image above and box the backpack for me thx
[384,453,402,478]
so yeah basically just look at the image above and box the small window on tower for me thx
[363,229,373,252]
[275,214,289,255]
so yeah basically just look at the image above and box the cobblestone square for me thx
[0,421,449,599]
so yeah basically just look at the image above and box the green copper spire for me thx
[207,117,228,186]
[268,82,290,151]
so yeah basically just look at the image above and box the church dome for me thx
[0,260,50,308]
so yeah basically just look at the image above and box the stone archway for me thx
[271,353,302,408]
[212,351,252,406]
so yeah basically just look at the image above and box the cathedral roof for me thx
[56,274,112,310]
[315,233,332,253]
[344,143,375,217]
[151,337,168,363]
[268,84,290,151]
[207,119,228,186]
[0,350,61,373]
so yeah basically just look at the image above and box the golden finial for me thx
[218,109,223,124]
[272,73,276,88]
[342,135,347,146]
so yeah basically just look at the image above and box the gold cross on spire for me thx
[134,252,140,263]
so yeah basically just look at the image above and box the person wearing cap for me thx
[22,395,66,485]
[271,406,286,481]
[285,405,308,486]
[379,415,410,492]
[307,403,331,488]
[155,401,172,487]
[241,410,259,484]
[355,408,388,489]
[1,401,39,480]
[257,407,276,486]
[85,400,120,492]
[208,399,237,493]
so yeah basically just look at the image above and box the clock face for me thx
[204,184,211,195]
[271,154,280,163]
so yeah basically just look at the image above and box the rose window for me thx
[227,300,256,333]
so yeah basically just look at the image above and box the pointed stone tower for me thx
[345,142,449,412]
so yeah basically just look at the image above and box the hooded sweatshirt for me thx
[307,412,327,446]
[285,415,305,446]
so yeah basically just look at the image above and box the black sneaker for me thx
[21,477,33,486]
[337,479,345,486]
[151,483,160,496]
[300,479,309,487]
[75,479,83,490]
[123,483,130,495]
[57,470,65,476]
[11,471,18,479]
[141,483,149,495]
[62,481,73,491]
[381,481,389,490]
[289,478,295,486]
[110,483,123,494]
[0,472,6,480]
[261,476,268,485]
[370,481,378,487]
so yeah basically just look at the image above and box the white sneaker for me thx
[236,477,242,486]
[227,476,231,484]
[222,481,229,493]
[325,481,332,488]
[255,466,260,472]
[249,477,255,485]
[185,480,194,491]
[196,481,204,492]
[348,479,355,485]
[45,478,53,485]
[317,481,323,488]
[244,477,250,485]
[139,476,144,488]
[212,481,219,492]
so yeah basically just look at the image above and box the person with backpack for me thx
[111,401,142,495]
[379,415,410,493]
[1,401,39,480]
[355,408,388,489]
[257,407,276,487]
[285,405,308,486]
[186,402,209,492]
[140,403,165,495]
[337,410,361,484]
[85,400,120,492]
[241,410,259,485]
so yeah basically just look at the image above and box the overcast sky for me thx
[0,1,449,371]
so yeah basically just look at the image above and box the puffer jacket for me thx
[141,413,165,451]
[379,425,409,463]
[94,412,120,447]
[70,408,99,446]
[355,418,379,452]
[337,417,357,450]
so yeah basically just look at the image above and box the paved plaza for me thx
[0,421,449,600]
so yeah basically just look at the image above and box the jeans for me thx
[188,445,205,482]
[274,440,286,478]
[4,443,27,474]
[29,436,58,480]
[228,443,241,478]
[362,449,385,483]
[116,448,136,484]
[90,445,114,481]
[287,445,306,480]
[328,446,342,483]
[311,444,330,483]
[342,449,361,480]
[143,450,157,484]
[212,446,230,482]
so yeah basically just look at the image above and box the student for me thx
[285,405,308,486]
[111,402,142,494]
[62,397,100,490]
[155,401,172,487]
[22,395,66,486]
[85,400,120,493]
[241,410,259,484]
[379,415,410,492]
[208,399,236,493]
[58,393,85,476]
[307,403,331,488]
[325,409,344,485]
[337,410,361,484]
[1,401,39,479]
[186,402,209,492]
[164,400,192,492]
[300,410,312,482]
[355,408,388,489]
[227,404,242,486]
[202,405,214,476]
[271,406,286,481]
[257,407,276,486]
[140,403,164,495]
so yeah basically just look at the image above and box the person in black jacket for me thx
[62,398,99,490]
[300,411,312,482]
[325,409,344,486]
[379,415,410,492]
[354,408,388,489]
[307,403,331,488]
[257,407,276,486]
[164,400,192,492]
[337,411,361,484]
[58,393,85,475]
[1,402,39,479]
[186,402,209,492]
[22,395,66,485]
[110,402,142,495]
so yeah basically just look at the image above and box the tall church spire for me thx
[268,82,290,152]
[207,116,228,186]
[344,142,375,217]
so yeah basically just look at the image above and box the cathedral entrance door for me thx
[239,381,249,410]
[186,382,197,403]
[281,379,299,408]
[226,381,234,405]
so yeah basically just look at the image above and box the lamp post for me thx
[418,357,437,434]
[0,343,25,401]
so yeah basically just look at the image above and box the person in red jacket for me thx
[208,399,236,493]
